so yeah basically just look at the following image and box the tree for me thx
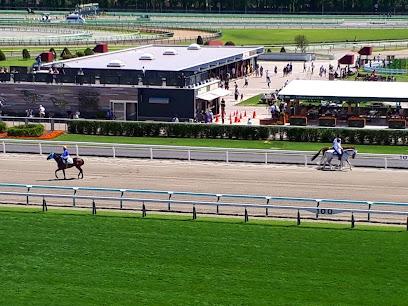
[0,50,5,61]
[196,35,204,45]
[280,47,286,53]
[60,47,71,58]
[294,35,309,53]
[22,49,31,60]
[84,48,94,56]
[49,47,57,60]
[225,41,235,46]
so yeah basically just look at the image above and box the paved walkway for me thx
[221,48,408,126]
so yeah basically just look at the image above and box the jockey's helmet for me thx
[63,145,67,150]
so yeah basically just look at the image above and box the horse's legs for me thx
[62,169,66,180]
[55,169,60,179]
[76,166,83,179]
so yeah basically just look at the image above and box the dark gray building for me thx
[0,44,263,121]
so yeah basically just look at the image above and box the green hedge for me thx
[7,124,44,137]
[67,120,408,145]
[0,121,6,133]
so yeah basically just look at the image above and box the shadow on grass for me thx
[0,206,405,233]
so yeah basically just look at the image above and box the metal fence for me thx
[0,183,407,227]
[1,138,408,169]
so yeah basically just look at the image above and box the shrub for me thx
[0,121,7,133]
[0,50,5,61]
[62,54,72,60]
[60,47,71,58]
[76,51,85,57]
[66,120,408,145]
[196,36,204,45]
[280,47,286,53]
[49,47,57,59]
[84,48,94,56]
[7,124,44,137]
[225,41,235,46]
[22,49,30,60]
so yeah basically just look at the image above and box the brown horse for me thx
[311,146,355,161]
[47,152,84,179]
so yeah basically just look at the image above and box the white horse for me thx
[319,148,357,171]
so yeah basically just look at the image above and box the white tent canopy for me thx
[197,88,231,101]
[278,80,408,102]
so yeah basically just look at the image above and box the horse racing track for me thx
[0,154,408,303]
[0,208,407,304]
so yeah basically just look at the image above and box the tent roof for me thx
[338,54,354,65]
[278,80,408,102]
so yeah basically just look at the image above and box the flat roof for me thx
[278,80,408,102]
[45,44,263,72]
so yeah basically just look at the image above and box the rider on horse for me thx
[333,136,343,160]
[62,145,73,165]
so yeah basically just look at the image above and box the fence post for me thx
[226,150,229,163]
[150,147,153,160]
[167,191,173,210]
[367,201,372,221]
[26,185,32,204]
[72,187,78,207]
[315,199,321,218]
[265,196,271,216]
[92,200,96,215]
[142,203,146,217]
[120,189,126,209]
[216,194,222,214]
[50,119,55,131]
[76,144,79,157]
[188,149,191,161]
[384,158,387,169]
[351,213,355,228]
[265,152,268,164]
[244,208,249,222]
[2,141,5,153]
[297,210,301,225]
[304,155,308,166]
[42,198,47,212]
[193,205,197,220]
[39,143,42,155]
[113,146,116,158]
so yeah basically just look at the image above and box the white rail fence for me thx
[1,138,408,169]
[0,183,407,228]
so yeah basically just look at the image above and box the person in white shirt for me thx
[332,136,343,160]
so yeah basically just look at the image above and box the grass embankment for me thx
[220,29,408,45]
[52,134,408,154]
[237,93,264,106]
[0,208,406,304]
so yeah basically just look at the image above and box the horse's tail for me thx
[311,149,323,161]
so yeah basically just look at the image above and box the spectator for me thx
[172,114,179,122]
[39,104,45,118]
[73,110,80,119]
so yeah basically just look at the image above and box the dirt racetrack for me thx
[1,153,408,202]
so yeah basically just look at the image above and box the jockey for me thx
[62,145,71,164]
[333,136,343,160]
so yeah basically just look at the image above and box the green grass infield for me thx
[52,134,408,155]
[0,207,407,304]
[220,28,408,45]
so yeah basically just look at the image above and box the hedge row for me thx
[67,120,408,145]
[0,122,6,133]
[7,124,44,137]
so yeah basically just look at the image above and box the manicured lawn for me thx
[0,208,406,304]
[0,57,35,68]
[220,29,408,45]
[236,94,265,106]
[51,134,408,154]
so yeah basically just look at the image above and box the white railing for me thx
[0,185,407,228]
[1,138,408,169]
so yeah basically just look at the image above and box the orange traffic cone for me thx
[253,111,256,119]
[234,116,238,123]
[229,114,232,122]
[240,113,243,120]
[215,115,219,122]
[244,110,247,117]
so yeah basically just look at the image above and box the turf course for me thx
[220,29,408,45]
[0,208,406,304]
[52,134,408,155]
